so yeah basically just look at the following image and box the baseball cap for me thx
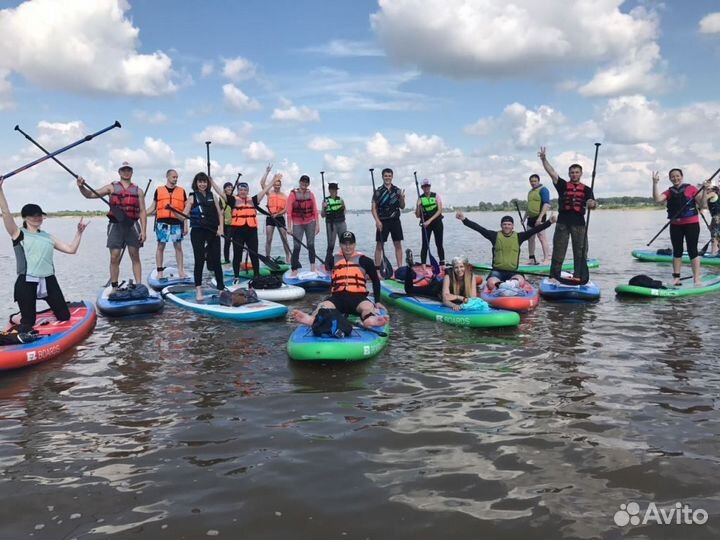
[340,231,356,244]
[299,175,310,184]
[21,203,47,217]
[421,178,431,187]
[500,215,514,224]
[118,161,133,172]
[328,182,339,189]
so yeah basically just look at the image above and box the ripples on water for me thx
[1,211,719,539]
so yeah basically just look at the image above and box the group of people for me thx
[3,144,717,335]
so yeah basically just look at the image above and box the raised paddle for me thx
[3,121,121,180]
[647,166,720,246]
[413,171,440,275]
[205,141,212,177]
[255,203,328,267]
[320,170,332,262]
[369,168,394,279]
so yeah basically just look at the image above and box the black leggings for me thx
[191,228,225,289]
[403,267,443,299]
[232,226,260,278]
[14,274,70,333]
[670,222,700,259]
[420,219,445,265]
[223,225,234,262]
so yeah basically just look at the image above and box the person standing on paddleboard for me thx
[415,178,445,268]
[261,165,291,264]
[538,147,596,282]
[77,161,147,290]
[372,167,405,271]
[147,169,188,280]
[287,175,320,277]
[652,169,709,286]
[524,174,551,265]
[0,178,88,332]
[707,185,720,256]
[220,182,235,264]
[321,182,347,265]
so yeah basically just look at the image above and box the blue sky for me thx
[0,0,719,211]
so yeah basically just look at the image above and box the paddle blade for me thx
[429,254,441,276]
[381,255,394,279]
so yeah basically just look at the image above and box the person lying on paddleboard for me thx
[292,231,389,329]
[0,177,88,332]
[403,251,477,311]
[456,212,556,291]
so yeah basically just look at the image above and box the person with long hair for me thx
[403,251,477,312]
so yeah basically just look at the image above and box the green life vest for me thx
[325,196,345,223]
[419,193,439,221]
[493,232,520,271]
[20,229,55,278]
[527,185,544,218]
[223,202,232,226]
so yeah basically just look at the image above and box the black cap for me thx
[328,182,339,190]
[340,231,356,244]
[223,182,233,189]
[21,203,47,217]
[500,215,514,224]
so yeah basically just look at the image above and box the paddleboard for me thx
[283,269,332,292]
[222,262,290,278]
[211,277,306,301]
[539,278,601,303]
[632,250,720,266]
[480,281,539,312]
[96,283,163,317]
[147,266,193,291]
[162,285,288,321]
[615,275,720,297]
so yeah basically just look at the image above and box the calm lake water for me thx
[1,210,718,540]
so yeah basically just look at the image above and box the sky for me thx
[0,0,719,211]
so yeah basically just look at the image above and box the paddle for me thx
[169,206,281,272]
[350,322,387,337]
[514,200,527,232]
[369,168,394,279]
[321,170,332,262]
[413,171,441,275]
[3,121,121,180]
[205,141,212,177]
[647,166,720,246]
[255,203,328,267]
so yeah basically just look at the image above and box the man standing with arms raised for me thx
[524,173,551,265]
[372,167,405,270]
[147,169,187,280]
[77,161,147,289]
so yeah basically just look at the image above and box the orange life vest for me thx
[268,191,287,214]
[155,185,186,220]
[231,197,258,228]
[331,252,368,294]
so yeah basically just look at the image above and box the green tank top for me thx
[493,232,520,271]
[20,229,55,277]
[527,186,543,218]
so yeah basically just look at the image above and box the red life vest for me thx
[155,185,186,220]
[108,181,140,220]
[561,182,588,214]
[331,252,368,294]
[231,197,258,228]
[291,189,314,219]
[268,191,287,214]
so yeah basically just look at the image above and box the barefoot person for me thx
[372,167,405,270]
[524,173,551,264]
[0,177,88,332]
[220,182,235,264]
[403,251,477,312]
[538,147,596,281]
[456,211,556,291]
[76,161,147,289]
[147,169,187,279]
[652,169,709,286]
[287,175,320,276]
[261,165,291,263]
[291,231,388,329]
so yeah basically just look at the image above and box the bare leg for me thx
[538,229,551,263]
[374,242,383,267]
[672,258,682,286]
[196,285,204,302]
[156,242,166,278]
[291,300,336,326]
[174,241,186,277]
[109,248,122,288]
[356,300,389,328]
[486,277,500,291]
[128,246,142,284]
[691,256,702,287]
[393,240,403,269]
[527,235,536,263]
[265,225,275,258]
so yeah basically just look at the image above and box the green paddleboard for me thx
[632,250,720,266]
[615,275,720,297]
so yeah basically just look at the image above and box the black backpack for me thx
[311,308,354,338]
[249,275,283,289]
[656,248,672,255]
[629,274,666,289]
[109,282,151,301]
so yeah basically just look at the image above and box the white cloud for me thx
[200,61,214,78]
[599,95,663,144]
[109,137,176,169]
[223,83,261,111]
[0,69,13,110]
[194,124,252,147]
[0,0,176,96]
[222,56,256,81]
[465,103,566,147]
[371,0,662,96]
[243,141,274,161]
[464,117,497,136]
[301,40,384,57]
[133,110,168,125]
[308,136,341,151]
[699,12,720,34]
[366,132,403,161]
[323,154,357,172]
[34,120,87,148]
[271,98,320,122]
[403,133,446,156]
[578,43,663,97]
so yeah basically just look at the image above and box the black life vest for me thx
[190,190,219,230]
[374,185,401,220]
[666,184,698,220]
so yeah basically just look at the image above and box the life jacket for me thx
[419,192,441,221]
[268,191,287,215]
[189,190,219,230]
[231,197,258,228]
[325,196,345,223]
[155,185,186,220]
[291,189,314,219]
[708,194,720,217]
[375,185,401,220]
[108,181,140,221]
[560,181,589,214]
[493,231,521,271]
[527,185,544,218]
[666,184,698,220]
[331,252,368,294]
[223,200,233,226]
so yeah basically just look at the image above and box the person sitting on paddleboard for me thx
[456,212,556,291]
[653,168,709,286]
[291,231,389,329]
[403,251,477,311]
[538,147,596,282]
[0,177,88,332]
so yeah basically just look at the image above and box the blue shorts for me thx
[156,222,184,244]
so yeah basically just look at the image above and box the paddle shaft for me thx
[575,142,601,285]
[255,203,327,266]
[205,141,211,177]
[514,200,527,232]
